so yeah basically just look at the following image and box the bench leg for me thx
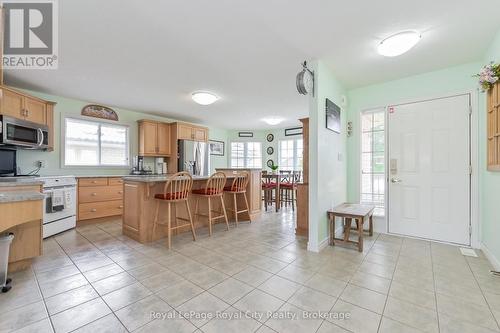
[357,217,364,252]
[369,214,374,236]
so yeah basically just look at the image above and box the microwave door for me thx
[5,122,38,147]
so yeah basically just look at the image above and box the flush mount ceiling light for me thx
[261,117,284,126]
[191,91,218,105]
[377,31,421,57]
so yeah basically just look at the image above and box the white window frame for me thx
[360,108,385,216]
[278,138,303,171]
[230,141,262,168]
[62,116,130,168]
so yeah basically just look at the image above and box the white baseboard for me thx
[481,242,500,271]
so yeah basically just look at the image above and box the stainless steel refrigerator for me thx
[178,140,210,176]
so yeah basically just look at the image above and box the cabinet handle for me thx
[118,191,123,194]
[90,208,97,212]
[91,180,97,184]
[91,192,97,196]
[118,205,123,209]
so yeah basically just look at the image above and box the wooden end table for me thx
[327,203,375,252]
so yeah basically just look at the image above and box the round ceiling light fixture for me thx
[261,117,284,126]
[377,30,421,57]
[191,91,218,105]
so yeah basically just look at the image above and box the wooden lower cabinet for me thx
[296,183,309,237]
[0,186,43,273]
[122,182,141,239]
[77,177,124,221]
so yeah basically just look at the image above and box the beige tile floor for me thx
[1,208,500,333]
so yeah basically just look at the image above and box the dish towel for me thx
[64,190,72,209]
[51,189,65,212]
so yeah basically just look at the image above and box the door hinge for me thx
[469,165,472,175]
[469,225,472,236]
[469,104,472,115]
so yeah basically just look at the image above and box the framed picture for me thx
[285,127,303,136]
[209,140,224,156]
[238,131,253,138]
[267,147,274,155]
[325,98,341,133]
[266,134,274,142]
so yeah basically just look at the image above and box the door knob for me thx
[391,178,402,183]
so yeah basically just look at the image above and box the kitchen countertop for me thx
[0,191,44,203]
[75,175,129,178]
[0,178,43,187]
[123,174,235,183]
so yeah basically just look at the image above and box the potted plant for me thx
[270,163,279,174]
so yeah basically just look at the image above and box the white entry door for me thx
[388,94,471,245]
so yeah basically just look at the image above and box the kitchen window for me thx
[230,142,262,168]
[279,138,303,171]
[64,118,130,167]
[360,108,385,215]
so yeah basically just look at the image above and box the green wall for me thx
[480,29,500,268]
[308,60,347,251]
[14,89,229,176]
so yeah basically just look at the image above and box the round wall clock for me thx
[296,61,314,95]
[266,134,274,142]
[266,159,274,168]
[267,147,274,155]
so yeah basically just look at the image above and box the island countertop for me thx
[122,174,235,183]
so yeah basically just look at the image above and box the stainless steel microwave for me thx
[0,116,49,149]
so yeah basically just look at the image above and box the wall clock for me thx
[266,159,274,168]
[266,134,274,142]
[296,61,314,96]
[267,147,274,155]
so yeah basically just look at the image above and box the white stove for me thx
[39,176,77,238]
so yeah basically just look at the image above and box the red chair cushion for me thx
[192,188,219,195]
[280,182,296,188]
[224,185,245,192]
[262,183,276,189]
[154,192,187,200]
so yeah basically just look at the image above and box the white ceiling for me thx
[5,0,500,129]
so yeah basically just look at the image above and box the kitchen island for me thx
[122,168,262,243]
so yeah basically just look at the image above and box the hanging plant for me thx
[475,62,500,91]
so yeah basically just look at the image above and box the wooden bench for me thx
[327,203,375,252]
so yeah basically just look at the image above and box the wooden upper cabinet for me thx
[157,122,171,155]
[487,82,500,171]
[178,123,195,140]
[24,98,46,124]
[0,86,52,126]
[138,120,171,157]
[0,88,24,119]
[175,122,208,142]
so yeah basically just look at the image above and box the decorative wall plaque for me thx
[81,104,119,121]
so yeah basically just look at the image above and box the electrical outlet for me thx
[37,160,46,168]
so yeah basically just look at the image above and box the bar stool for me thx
[262,174,277,211]
[280,171,301,211]
[192,172,229,236]
[153,172,196,249]
[224,171,250,226]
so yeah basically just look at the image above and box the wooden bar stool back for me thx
[192,172,229,236]
[261,174,276,211]
[153,171,196,249]
[224,171,250,226]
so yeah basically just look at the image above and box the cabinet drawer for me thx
[78,200,123,220]
[79,185,123,203]
[108,178,124,186]
[79,178,108,187]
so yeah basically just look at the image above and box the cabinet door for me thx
[123,183,140,232]
[0,88,25,119]
[157,122,171,156]
[193,127,207,141]
[139,122,158,155]
[178,124,194,140]
[24,98,46,125]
